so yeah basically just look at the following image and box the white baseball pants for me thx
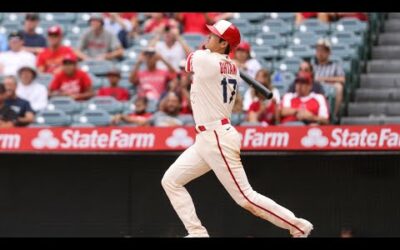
[162,122,310,237]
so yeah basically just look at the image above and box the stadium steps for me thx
[372,46,400,59]
[342,13,400,124]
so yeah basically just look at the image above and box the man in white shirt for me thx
[16,65,48,112]
[103,13,133,49]
[149,25,192,71]
[0,31,36,76]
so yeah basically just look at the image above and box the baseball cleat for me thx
[292,218,314,238]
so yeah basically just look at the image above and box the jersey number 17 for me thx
[221,78,237,104]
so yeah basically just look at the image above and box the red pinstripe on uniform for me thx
[186,52,194,73]
[213,130,305,235]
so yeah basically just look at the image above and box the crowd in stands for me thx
[0,12,368,128]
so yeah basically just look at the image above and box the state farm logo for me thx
[166,128,194,148]
[32,129,60,149]
[301,128,329,147]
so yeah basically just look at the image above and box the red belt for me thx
[196,118,230,133]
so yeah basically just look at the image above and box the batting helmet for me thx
[206,20,241,50]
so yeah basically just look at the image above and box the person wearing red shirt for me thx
[143,13,171,34]
[97,68,129,101]
[37,26,76,74]
[247,69,280,126]
[280,71,329,125]
[174,13,234,35]
[130,48,176,101]
[49,54,94,101]
[112,96,152,126]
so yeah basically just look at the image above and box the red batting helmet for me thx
[206,20,241,50]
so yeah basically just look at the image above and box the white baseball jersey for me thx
[186,49,240,125]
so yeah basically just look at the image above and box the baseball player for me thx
[161,20,313,238]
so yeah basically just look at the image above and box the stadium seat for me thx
[74,109,112,126]
[381,116,400,124]
[123,46,143,60]
[36,73,54,89]
[260,19,292,36]
[330,44,357,60]
[231,113,245,126]
[271,71,295,96]
[182,34,206,50]
[3,13,24,22]
[83,96,124,114]
[36,21,59,35]
[134,33,156,48]
[64,25,83,37]
[282,44,314,59]
[234,12,266,23]
[330,31,363,47]
[88,74,103,90]
[79,60,114,77]
[40,13,76,24]
[291,31,323,47]
[254,32,286,49]
[257,57,274,72]
[334,17,368,35]
[117,58,136,74]
[46,96,82,115]
[231,19,256,36]
[70,123,95,127]
[75,13,91,28]
[35,110,72,127]
[296,19,330,35]
[62,37,80,48]
[267,12,296,23]
[251,46,279,60]
[274,57,303,73]
[1,19,22,32]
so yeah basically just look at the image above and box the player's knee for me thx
[161,173,172,190]
[161,171,179,191]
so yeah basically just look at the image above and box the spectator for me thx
[97,68,130,101]
[75,13,124,61]
[143,13,171,34]
[16,65,48,112]
[151,92,194,126]
[231,93,245,126]
[287,61,325,95]
[313,38,345,118]
[233,41,262,99]
[112,96,152,126]
[149,24,192,71]
[103,13,134,49]
[130,48,176,101]
[0,33,8,52]
[243,68,278,111]
[0,31,36,76]
[0,83,18,128]
[3,75,35,126]
[280,71,329,126]
[20,13,47,54]
[246,69,280,126]
[49,54,94,101]
[167,60,192,114]
[295,12,330,25]
[37,25,76,74]
[174,13,234,35]
[334,13,368,21]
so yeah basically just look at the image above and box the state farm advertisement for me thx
[1,126,400,152]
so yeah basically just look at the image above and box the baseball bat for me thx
[239,69,273,100]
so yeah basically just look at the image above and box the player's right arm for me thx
[185,49,215,76]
